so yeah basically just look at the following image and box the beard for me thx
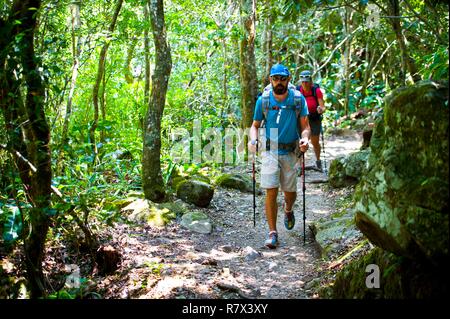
[273,83,288,95]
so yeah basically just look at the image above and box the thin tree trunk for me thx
[125,36,138,84]
[100,69,107,143]
[90,0,123,163]
[222,37,228,117]
[388,0,421,83]
[261,0,273,89]
[343,7,353,115]
[357,41,377,109]
[143,1,151,134]
[142,0,172,202]
[59,2,82,172]
[239,0,258,129]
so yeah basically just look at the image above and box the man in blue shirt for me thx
[248,64,311,248]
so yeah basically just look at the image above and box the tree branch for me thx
[315,25,362,75]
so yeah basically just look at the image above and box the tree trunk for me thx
[125,37,138,84]
[357,41,377,109]
[261,0,273,89]
[388,0,421,83]
[59,2,82,172]
[239,0,258,129]
[221,37,229,121]
[143,2,151,133]
[0,0,52,298]
[142,0,172,203]
[90,0,123,163]
[343,7,353,116]
[100,69,107,143]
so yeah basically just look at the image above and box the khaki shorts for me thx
[260,151,299,192]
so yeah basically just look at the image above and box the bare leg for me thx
[311,135,321,161]
[283,191,297,212]
[265,188,278,232]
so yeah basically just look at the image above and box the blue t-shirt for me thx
[253,89,308,155]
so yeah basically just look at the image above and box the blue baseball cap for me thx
[270,64,290,77]
[299,70,312,82]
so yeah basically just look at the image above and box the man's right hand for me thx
[299,138,309,153]
[248,140,257,153]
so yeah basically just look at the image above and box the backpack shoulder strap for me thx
[262,89,271,120]
[293,89,302,119]
[311,83,319,96]
[293,89,304,137]
[311,83,320,105]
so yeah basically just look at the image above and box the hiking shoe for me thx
[283,204,295,230]
[265,231,279,249]
[316,160,323,171]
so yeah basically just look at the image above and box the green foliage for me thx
[0,0,448,298]
[144,261,164,276]
[1,205,23,243]
[46,278,100,299]
[419,46,449,80]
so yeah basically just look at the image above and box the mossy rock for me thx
[158,200,188,217]
[328,157,358,188]
[121,198,177,227]
[169,174,210,189]
[331,247,449,299]
[191,174,211,184]
[180,211,212,234]
[145,206,176,227]
[328,150,369,188]
[111,191,145,209]
[176,180,214,207]
[311,209,362,258]
[170,176,188,190]
[353,81,449,263]
[215,173,253,193]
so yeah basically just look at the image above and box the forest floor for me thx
[91,129,363,299]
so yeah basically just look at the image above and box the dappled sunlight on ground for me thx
[92,131,363,299]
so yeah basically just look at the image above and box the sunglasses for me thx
[272,75,287,81]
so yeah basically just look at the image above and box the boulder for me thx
[215,173,253,193]
[176,180,214,207]
[311,209,363,258]
[328,149,370,188]
[329,247,448,299]
[169,173,210,190]
[180,211,212,234]
[353,81,449,264]
[192,174,211,184]
[121,198,178,227]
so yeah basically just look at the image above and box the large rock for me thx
[328,149,370,188]
[122,198,179,227]
[328,247,448,299]
[311,209,363,258]
[180,211,212,234]
[176,180,214,207]
[353,81,449,264]
[215,173,253,193]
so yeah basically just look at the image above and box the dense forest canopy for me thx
[0,0,448,298]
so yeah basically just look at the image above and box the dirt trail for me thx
[98,130,363,299]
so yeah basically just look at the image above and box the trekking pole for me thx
[252,140,258,227]
[321,123,328,176]
[301,151,306,244]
